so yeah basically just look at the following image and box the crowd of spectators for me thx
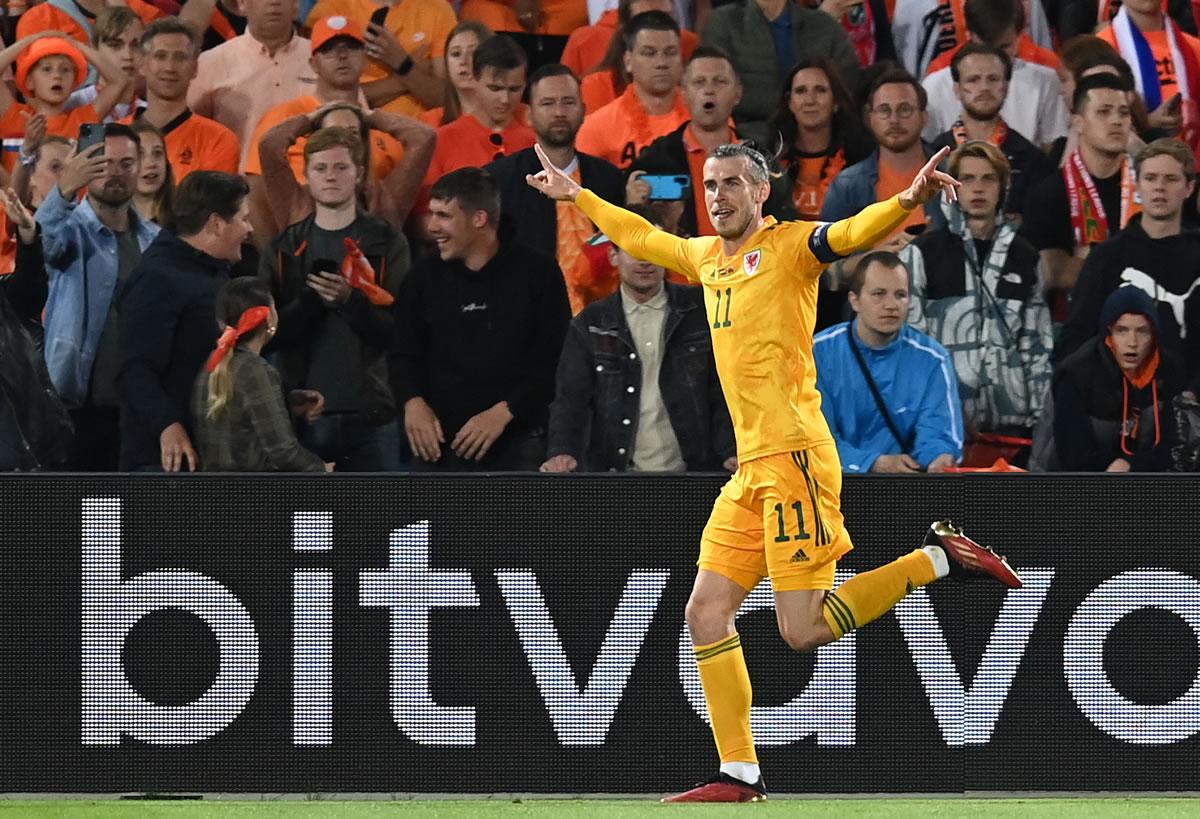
[1,0,1198,474]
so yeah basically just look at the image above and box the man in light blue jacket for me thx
[38,124,159,470]
[814,251,963,474]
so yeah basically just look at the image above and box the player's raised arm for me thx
[526,144,696,278]
[814,147,960,261]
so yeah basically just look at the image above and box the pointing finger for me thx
[922,146,951,175]
[533,142,555,173]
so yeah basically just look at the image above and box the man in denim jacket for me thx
[542,209,736,473]
[37,124,159,470]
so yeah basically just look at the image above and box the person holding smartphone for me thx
[304,0,456,117]
[628,46,795,237]
[36,123,159,471]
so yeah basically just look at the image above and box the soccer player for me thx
[526,141,1024,803]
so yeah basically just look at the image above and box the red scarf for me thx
[841,1,877,68]
[341,237,394,306]
[206,306,270,372]
[1063,151,1139,247]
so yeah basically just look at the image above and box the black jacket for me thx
[0,234,72,470]
[628,122,798,238]
[1056,216,1200,389]
[394,238,571,439]
[262,212,409,424]
[487,148,624,258]
[117,230,233,470]
[547,283,734,471]
[1053,287,1183,471]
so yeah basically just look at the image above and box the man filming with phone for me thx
[626,47,794,237]
[37,122,158,470]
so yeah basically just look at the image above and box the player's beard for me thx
[715,206,754,240]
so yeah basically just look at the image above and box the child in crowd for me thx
[191,278,332,473]
[129,120,174,225]
[0,30,132,174]
[64,7,146,122]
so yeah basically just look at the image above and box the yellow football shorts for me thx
[698,444,854,592]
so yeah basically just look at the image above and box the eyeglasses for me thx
[871,103,918,120]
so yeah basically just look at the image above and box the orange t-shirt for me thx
[0,102,98,173]
[925,34,1059,76]
[794,156,829,220]
[0,212,15,277]
[557,167,615,314]
[564,11,701,78]
[581,71,619,115]
[305,0,456,117]
[243,96,405,183]
[122,109,240,180]
[1098,25,1200,104]
[682,125,716,237]
[421,102,530,128]
[420,107,446,127]
[423,112,536,186]
[459,0,588,36]
[876,158,926,235]
[576,86,690,170]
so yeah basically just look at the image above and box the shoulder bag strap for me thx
[846,330,915,454]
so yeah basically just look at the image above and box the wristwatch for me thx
[18,146,38,168]
[395,55,414,76]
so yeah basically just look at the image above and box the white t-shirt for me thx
[893,0,1053,77]
[922,58,1069,146]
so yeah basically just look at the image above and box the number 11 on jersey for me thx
[712,287,732,329]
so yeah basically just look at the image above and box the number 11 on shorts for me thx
[772,501,810,542]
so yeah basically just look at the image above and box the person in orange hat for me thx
[0,31,132,176]
[245,15,435,239]
[305,0,456,117]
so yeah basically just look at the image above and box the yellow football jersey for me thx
[576,191,913,462]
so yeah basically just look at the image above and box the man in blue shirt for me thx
[814,250,964,474]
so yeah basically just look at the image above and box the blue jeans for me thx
[302,414,402,472]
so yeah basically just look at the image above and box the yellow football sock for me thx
[822,549,938,639]
[695,633,757,764]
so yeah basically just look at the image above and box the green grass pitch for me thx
[0,799,1197,818]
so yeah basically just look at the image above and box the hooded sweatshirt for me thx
[1056,215,1200,390]
[1053,287,1183,471]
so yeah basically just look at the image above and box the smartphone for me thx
[369,6,389,27]
[643,174,691,201]
[77,122,104,155]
